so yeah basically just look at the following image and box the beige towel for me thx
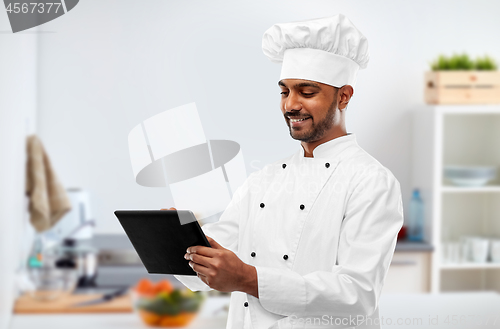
[25,135,72,232]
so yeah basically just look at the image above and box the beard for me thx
[286,97,337,143]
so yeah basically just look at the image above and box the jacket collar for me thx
[299,132,357,159]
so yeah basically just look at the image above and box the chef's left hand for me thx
[185,236,255,294]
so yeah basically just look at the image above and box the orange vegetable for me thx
[155,280,174,294]
[135,278,175,297]
[138,310,162,326]
[135,278,156,296]
[158,312,197,327]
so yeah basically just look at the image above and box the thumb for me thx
[206,236,223,249]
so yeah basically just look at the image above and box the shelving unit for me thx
[412,105,500,293]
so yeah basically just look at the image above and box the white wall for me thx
[34,0,500,233]
[0,13,38,329]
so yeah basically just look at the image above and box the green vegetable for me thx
[137,290,205,316]
[180,297,202,312]
[139,296,181,315]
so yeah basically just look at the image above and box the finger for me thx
[206,236,222,249]
[190,261,210,275]
[186,252,212,268]
[187,245,217,257]
[197,272,209,285]
[160,207,177,210]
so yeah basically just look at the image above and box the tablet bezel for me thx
[114,209,211,276]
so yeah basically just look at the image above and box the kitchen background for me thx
[2,0,500,328]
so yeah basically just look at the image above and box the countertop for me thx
[94,235,435,252]
[379,291,500,329]
[10,295,230,329]
[91,235,434,288]
[11,292,500,329]
[395,240,433,252]
[94,235,434,252]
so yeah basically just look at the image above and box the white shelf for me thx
[438,104,500,114]
[413,105,500,293]
[440,262,500,270]
[441,185,500,193]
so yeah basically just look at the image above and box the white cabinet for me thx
[412,105,500,293]
[382,251,431,294]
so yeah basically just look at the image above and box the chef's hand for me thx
[185,236,258,297]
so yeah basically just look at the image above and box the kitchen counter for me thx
[379,291,500,329]
[395,240,433,252]
[10,314,227,329]
[92,236,434,289]
[10,296,230,329]
[11,292,500,329]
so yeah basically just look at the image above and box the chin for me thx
[289,132,308,142]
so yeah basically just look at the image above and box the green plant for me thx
[430,53,497,71]
[475,55,497,70]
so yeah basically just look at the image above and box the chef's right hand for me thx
[160,207,177,210]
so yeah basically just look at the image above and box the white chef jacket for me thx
[175,133,404,329]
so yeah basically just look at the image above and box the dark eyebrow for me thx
[295,82,321,89]
[278,80,321,90]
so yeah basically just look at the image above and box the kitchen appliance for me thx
[27,265,78,301]
[56,236,99,288]
[42,188,98,288]
[44,188,94,241]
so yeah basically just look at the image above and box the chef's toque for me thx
[262,14,369,88]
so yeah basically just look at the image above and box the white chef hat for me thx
[262,14,369,88]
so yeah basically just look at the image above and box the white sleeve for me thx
[255,168,404,321]
[173,178,247,291]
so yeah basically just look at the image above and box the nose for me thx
[284,91,302,112]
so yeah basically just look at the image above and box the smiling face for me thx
[279,79,344,146]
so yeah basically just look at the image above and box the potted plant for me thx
[425,53,500,104]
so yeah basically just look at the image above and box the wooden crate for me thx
[425,71,500,104]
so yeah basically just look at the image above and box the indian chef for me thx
[172,14,404,329]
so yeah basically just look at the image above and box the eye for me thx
[280,91,289,96]
[302,92,315,96]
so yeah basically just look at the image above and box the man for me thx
[172,14,404,329]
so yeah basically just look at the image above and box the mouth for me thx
[288,116,311,127]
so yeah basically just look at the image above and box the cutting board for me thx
[14,292,134,314]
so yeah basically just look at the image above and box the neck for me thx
[301,131,348,158]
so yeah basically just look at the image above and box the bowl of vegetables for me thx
[133,278,205,327]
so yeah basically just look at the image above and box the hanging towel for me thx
[25,135,71,232]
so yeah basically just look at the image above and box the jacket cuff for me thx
[255,266,306,316]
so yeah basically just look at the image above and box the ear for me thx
[338,85,354,110]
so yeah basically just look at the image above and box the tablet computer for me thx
[114,210,211,276]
